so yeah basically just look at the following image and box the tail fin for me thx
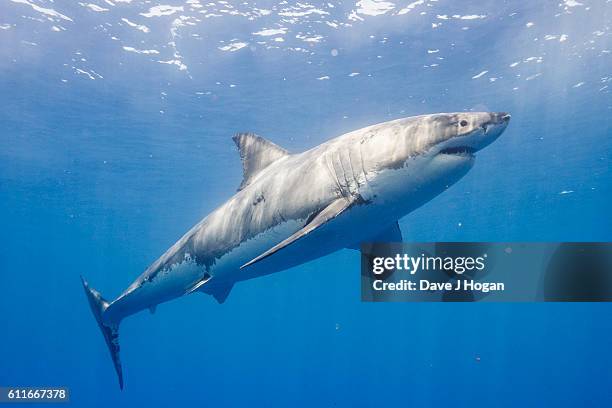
[81,276,124,389]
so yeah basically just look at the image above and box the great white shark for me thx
[82,111,510,388]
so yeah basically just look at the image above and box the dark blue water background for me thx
[1,0,611,406]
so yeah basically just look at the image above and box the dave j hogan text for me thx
[372,279,505,293]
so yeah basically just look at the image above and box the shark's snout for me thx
[496,112,511,124]
[437,111,510,158]
[482,112,510,137]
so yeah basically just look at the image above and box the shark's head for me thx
[358,112,510,214]
[414,111,511,174]
[424,111,511,158]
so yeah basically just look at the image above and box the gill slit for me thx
[336,152,351,198]
[346,147,360,196]
[325,150,343,196]
[358,141,370,186]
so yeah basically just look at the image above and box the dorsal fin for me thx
[233,133,289,191]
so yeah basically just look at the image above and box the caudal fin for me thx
[81,276,124,389]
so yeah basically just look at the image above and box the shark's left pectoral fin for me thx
[241,196,356,269]
[347,221,403,250]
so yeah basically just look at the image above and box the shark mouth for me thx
[438,146,476,156]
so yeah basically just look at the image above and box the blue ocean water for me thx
[0,0,611,406]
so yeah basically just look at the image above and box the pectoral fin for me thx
[241,196,356,269]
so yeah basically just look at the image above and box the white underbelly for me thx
[210,201,399,283]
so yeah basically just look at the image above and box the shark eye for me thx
[460,120,468,127]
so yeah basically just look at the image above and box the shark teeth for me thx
[438,146,476,156]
